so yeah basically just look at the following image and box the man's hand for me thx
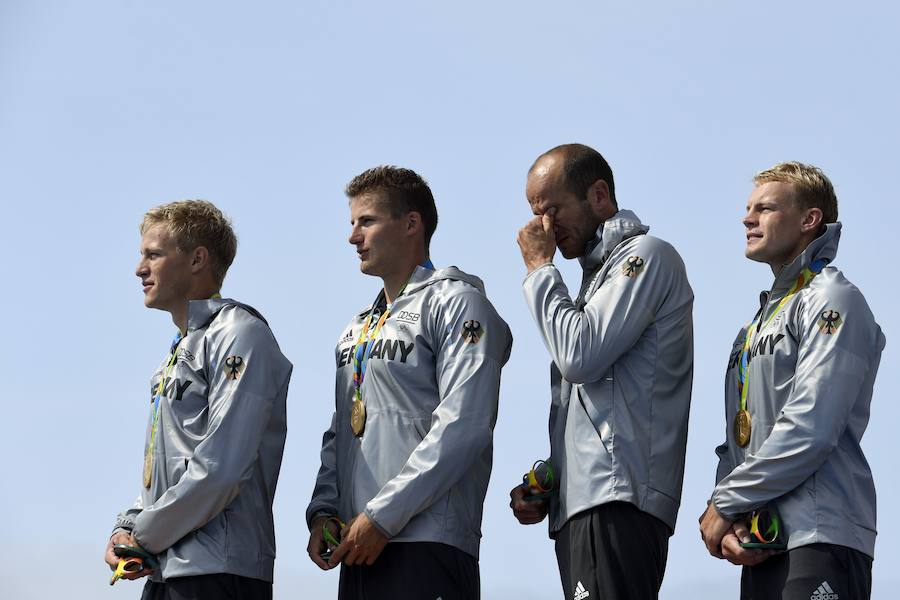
[509,484,549,525]
[307,515,337,571]
[699,503,733,559]
[104,531,154,580]
[518,210,556,274]
[329,513,389,567]
[719,520,778,566]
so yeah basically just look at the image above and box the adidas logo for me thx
[810,581,838,600]
[574,580,590,600]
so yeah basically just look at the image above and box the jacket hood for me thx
[772,222,841,295]
[406,265,485,294]
[356,265,486,316]
[187,297,268,332]
[579,209,650,272]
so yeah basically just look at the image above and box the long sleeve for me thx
[306,412,340,529]
[523,238,684,384]
[112,495,143,534]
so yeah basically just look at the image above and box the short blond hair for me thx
[754,161,838,224]
[141,200,237,285]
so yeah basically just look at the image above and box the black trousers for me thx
[338,541,480,600]
[555,502,670,600]
[141,574,271,600]
[740,543,872,600]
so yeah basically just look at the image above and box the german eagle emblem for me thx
[817,309,843,335]
[462,320,484,344]
[224,355,246,380]
[622,256,645,278]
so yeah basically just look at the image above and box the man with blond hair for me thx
[104,200,292,600]
[700,163,884,599]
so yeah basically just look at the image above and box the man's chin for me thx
[145,300,167,312]
[744,247,768,263]
[143,293,168,311]
[359,261,379,277]
[558,246,579,260]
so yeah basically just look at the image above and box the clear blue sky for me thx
[1,1,897,598]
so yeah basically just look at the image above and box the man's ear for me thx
[800,207,824,234]
[586,178,614,218]
[406,211,423,237]
[190,246,210,274]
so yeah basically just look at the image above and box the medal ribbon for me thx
[351,260,434,403]
[146,332,184,468]
[144,294,221,483]
[351,288,410,403]
[737,258,826,411]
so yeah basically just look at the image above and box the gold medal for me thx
[350,399,366,437]
[143,452,153,488]
[734,409,752,447]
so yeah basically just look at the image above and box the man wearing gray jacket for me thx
[700,162,884,599]
[511,144,694,600]
[105,200,293,600]
[306,166,512,599]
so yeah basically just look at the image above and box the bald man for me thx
[510,144,694,600]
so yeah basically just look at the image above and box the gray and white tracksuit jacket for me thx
[306,266,512,559]
[712,223,884,558]
[523,210,694,535]
[113,298,293,581]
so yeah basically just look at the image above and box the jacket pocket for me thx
[576,375,614,455]
[166,456,190,487]
[407,415,431,442]
[195,508,228,556]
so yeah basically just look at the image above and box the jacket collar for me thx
[579,209,649,272]
[770,222,841,296]
[186,297,265,332]
[355,264,486,317]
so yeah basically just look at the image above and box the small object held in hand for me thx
[109,557,143,586]
[320,517,346,561]
[740,506,787,550]
[521,459,555,502]
[109,544,158,585]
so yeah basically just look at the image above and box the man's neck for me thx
[382,251,427,304]
[580,209,612,257]
[768,232,819,276]
[382,267,416,305]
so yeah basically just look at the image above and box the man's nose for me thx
[742,211,755,228]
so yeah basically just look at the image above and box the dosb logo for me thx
[396,310,420,324]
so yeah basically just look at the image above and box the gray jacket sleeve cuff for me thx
[363,507,393,539]
[110,526,132,537]
[306,509,337,532]
[522,262,556,285]
[113,516,136,532]
[710,489,748,522]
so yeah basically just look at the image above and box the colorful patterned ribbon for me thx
[351,260,434,404]
[737,258,827,412]
[145,332,183,476]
